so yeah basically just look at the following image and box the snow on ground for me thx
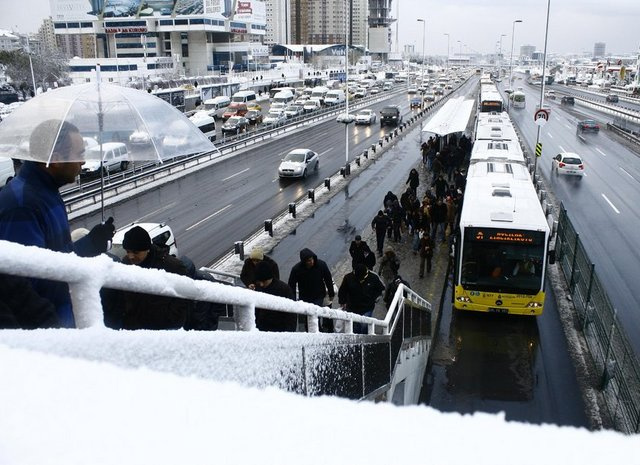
[1,344,639,465]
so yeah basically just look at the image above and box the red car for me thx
[577,120,600,133]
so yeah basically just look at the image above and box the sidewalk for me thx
[331,158,450,328]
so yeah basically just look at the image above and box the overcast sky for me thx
[1,0,638,56]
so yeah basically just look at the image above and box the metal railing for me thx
[555,204,640,433]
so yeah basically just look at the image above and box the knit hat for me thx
[355,235,362,241]
[249,246,264,260]
[122,226,151,252]
[254,261,273,281]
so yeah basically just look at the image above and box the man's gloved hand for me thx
[88,217,115,253]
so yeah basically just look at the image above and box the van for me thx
[231,90,257,105]
[189,111,217,141]
[111,222,178,259]
[324,89,346,105]
[203,95,231,119]
[310,86,329,104]
[81,142,129,178]
[272,90,295,106]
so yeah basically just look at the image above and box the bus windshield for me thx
[460,227,545,295]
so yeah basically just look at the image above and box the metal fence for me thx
[556,203,640,433]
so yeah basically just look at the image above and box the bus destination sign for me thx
[468,228,544,245]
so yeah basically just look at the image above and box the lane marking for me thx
[319,148,333,156]
[186,204,233,231]
[564,124,572,130]
[222,168,249,181]
[547,133,553,139]
[601,194,620,214]
[135,201,178,223]
[558,145,566,152]
[620,167,637,181]
[595,148,607,157]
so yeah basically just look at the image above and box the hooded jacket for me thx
[287,248,335,303]
[338,269,385,315]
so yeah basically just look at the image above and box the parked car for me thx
[552,152,584,177]
[81,142,129,178]
[605,94,619,103]
[380,105,403,127]
[303,99,321,113]
[577,119,600,133]
[222,103,248,120]
[355,109,376,125]
[560,96,575,105]
[263,109,287,126]
[245,109,263,125]
[129,130,152,146]
[336,113,356,124]
[278,148,319,179]
[284,104,304,118]
[221,116,249,135]
[410,97,422,109]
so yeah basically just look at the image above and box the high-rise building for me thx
[368,0,394,58]
[520,45,535,58]
[0,30,20,52]
[38,17,58,53]
[593,42,605,58]
[264,0,291,45]
[290,0,369,47]
[57,34,96,59]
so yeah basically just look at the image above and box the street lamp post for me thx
[444,33,450,71]
[498,33,506,77]
[507,19,522,111]
[417,18,426,143]
[533,0,551,177]
[417,19,426,88]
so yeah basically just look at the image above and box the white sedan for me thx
[278,148,319,179]
[355,109,376,125]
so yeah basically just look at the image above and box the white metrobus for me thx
[479,83,504,112]
[453,160,551,316]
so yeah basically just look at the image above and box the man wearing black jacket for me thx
[338,264,385,334]
[254,261,297,332]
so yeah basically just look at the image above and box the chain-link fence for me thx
[556,203,640,433]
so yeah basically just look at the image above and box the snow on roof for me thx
[422,97,475,136]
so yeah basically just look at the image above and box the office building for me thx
[593,42,606,58]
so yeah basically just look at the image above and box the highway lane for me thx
[506,79,640,355]
[70,84,465,268]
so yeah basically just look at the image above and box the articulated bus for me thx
[511,90,526,109]
[454,107,552,315]
[453,161,551,315]
[479,83,504,112]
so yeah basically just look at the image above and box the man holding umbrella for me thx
[0,120,116,329]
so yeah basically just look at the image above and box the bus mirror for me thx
[548,250,556,265]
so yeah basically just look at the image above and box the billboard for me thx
[50,0,104,21]
[234,0,266,23]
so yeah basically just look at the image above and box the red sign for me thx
[237,1,253,14]
[105,26,148,34]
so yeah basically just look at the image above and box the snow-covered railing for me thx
[0,240,430,334]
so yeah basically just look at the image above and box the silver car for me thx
[278,148,319,179]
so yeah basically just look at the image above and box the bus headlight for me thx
[526,302,542,308]
[456,296,472,303]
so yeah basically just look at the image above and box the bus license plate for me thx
[489,307,509,314]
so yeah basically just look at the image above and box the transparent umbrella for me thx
[0,80,215,218]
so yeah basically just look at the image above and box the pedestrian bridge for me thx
[0,240,432,404]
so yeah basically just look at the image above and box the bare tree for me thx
[0,49,69,96]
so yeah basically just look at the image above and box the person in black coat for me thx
[0,273,60,329]
[349,235,375,270]
[406,168,419,193]
[287,248,335,307]
[338,263,385,334]
[371,210,391,255]
[240,246,280,289]
[254,261,297,332]
[118,226,190,330]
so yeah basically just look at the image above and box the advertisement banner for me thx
[50,0,103,21]
[174,0,204,16]
[235,0,266,24]
[102,0,141,18]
